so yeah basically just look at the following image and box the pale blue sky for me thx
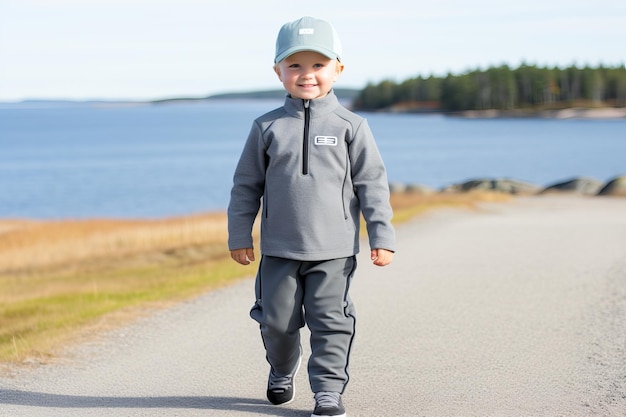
[1,0,625,101]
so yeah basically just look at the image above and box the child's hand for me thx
[231,248,255,265]
[371,248,393,266]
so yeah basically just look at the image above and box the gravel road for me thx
[1,196,625,416]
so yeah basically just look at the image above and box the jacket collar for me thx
[283,90,339,119]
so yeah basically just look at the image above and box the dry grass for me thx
[0,212,229,275]
[0,191,508,363]
[390,190,510,222]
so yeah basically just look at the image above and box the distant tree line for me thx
[352,64,626,111]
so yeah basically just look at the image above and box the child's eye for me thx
[289,64,300,69]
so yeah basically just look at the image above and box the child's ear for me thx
[274,65,282,81]
[333,61,345,82]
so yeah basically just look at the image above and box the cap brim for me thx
[275,46,339,63]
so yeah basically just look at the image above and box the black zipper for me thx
[302,99,310,175]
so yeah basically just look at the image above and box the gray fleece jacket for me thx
[227,90,396,261]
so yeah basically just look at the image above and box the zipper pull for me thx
[304,99,310,109]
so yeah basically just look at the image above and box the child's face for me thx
[274,51,344,100]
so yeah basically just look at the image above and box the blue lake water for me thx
[1,100,625,219]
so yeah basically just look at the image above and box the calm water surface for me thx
[1,101,624,219]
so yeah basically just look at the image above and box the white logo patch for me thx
[299,28,315,35]
[314,136,338,146]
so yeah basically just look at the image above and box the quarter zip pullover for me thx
[228,91,396,261]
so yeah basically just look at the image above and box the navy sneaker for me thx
[311,391,346,417]
[266,353,302,405]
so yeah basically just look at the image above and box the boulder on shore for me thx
[405,184,437,195]
[442,178,541,195]
[540,177,604,195]
[389,183,437,195]
[597,176,626,196]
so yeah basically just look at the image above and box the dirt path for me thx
[1,196,625,416]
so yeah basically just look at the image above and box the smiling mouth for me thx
[298,84,317,88]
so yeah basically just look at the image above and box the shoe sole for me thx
[311,413,346,417]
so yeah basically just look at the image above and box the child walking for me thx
[227,16,396,417]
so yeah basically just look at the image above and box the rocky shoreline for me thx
[383,104,626,119]
[455,107,626,119]
[390,175,626,197]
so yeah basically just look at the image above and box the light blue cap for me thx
[275,16,342,63]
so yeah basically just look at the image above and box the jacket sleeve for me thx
[349,119,397,252]
[227,121,266,250]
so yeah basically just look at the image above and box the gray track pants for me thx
[250,255,357,394]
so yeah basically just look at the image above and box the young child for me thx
[227,16,396,417]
